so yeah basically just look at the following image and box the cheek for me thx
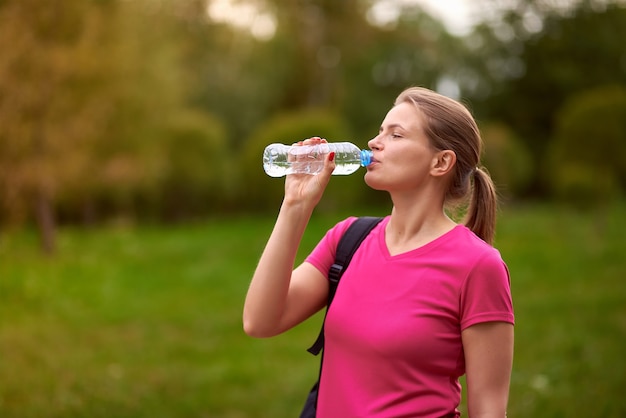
[392,148,433,177]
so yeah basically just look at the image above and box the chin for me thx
[364,172,387,191]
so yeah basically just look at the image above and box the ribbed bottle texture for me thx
[263,142,372,177]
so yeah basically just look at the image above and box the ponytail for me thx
[464,167,498,245]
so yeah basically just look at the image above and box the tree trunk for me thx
[35,188,56,255]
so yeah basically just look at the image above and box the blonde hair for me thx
[395,87,498,244]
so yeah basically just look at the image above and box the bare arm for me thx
[462,321,514,418]
[243,138,335,338]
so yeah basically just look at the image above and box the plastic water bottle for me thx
[263,142,373,177]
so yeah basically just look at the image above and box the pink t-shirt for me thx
[305,216,514,418]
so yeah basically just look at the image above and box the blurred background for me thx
[1,0,625,251]
[0,0,625,417]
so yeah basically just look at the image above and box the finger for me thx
[301,137,322,145]
[323,151,336,175]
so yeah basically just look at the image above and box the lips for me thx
[365,158,378,170]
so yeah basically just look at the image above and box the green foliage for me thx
[339,5,468,144]
[239,109,365,211]
[0,0,191,228]
[550,163,619,210]
[1,204,626,417]
[549,85,626,207]
[0,0,117,223]
[480,122,534,198]
[182,21,293,147]
[157,110,232,219]
[4,0,626,247]
[90,3,189,212]
[470,4,626,195]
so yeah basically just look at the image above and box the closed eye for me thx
[379,123,407,139]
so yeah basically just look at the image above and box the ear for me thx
[430,150,456,177]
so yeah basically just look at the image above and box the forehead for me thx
[382,102,424,132]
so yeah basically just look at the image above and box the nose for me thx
[368,134,382,150]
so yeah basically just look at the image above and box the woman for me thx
[243,86,514,418]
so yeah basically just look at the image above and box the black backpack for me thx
[299,216,383,418]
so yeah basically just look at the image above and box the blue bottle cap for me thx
[360,150,373,167]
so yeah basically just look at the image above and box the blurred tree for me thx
[157,110,230,220]
[549,85,626,208]
[464,1,626,196]
[189,0,291,148]
[268,0,373,109]
[0,0,190,251]
[480,122,533,199]
[88,1,189,222]
[0,0,117,252]
[341,4,469,143]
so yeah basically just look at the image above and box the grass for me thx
[1,202,625,417]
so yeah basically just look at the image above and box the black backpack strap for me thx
[307,216,383,355]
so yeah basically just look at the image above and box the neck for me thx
[385,189,456,252]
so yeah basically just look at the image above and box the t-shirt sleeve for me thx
[305,217,358,279]
[460,249,515,330]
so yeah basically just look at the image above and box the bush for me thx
[549,85,626,207]
[551,163,619,210]
[157,110,231,219]
[480,122,533,199]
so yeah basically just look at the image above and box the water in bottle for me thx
[263,142,373,177]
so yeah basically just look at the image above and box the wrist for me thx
[280,197,317,214]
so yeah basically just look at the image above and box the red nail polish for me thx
[329,152,335,162]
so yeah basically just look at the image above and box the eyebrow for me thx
[379,123,407,133]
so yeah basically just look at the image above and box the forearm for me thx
[242,200,314,337]
[463,322,513,418]
[467,386,509,418]
[243,137,335,337]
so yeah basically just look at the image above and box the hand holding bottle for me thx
[282,137,336,209]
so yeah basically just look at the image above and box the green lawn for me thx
[1,203,625,417]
